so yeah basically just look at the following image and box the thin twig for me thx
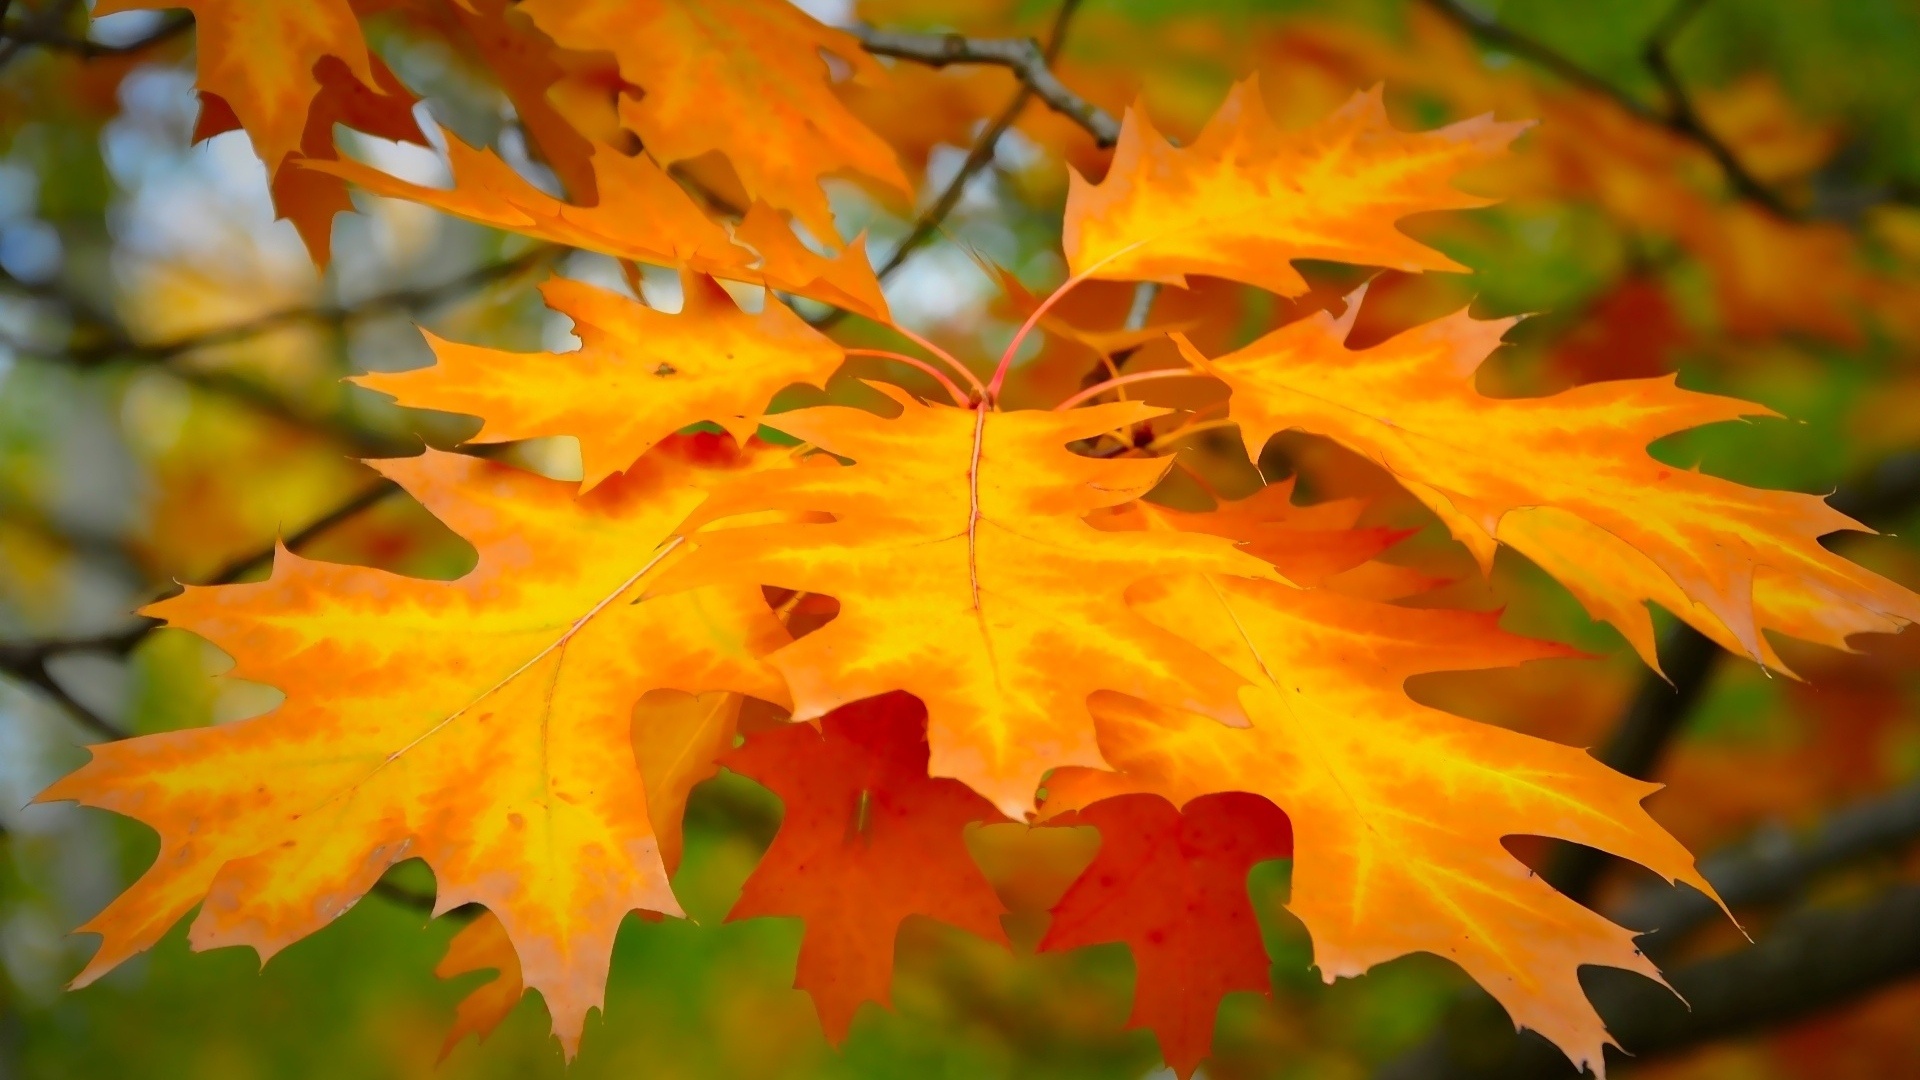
[0,9,191,62]
[870,0,1086,283]
[852,24,1120,146]
[49,245,556,367]
[1421,0,1795,219]
[0,480,401,740]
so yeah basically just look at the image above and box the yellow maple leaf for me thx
[358,274,845,490]
[1042,571,1716,1076]
[662,389,1277,814]
[1177,289,1920,671]
[39,442,791,1054]
[1062,78,1527,295]
[520,0,910,244]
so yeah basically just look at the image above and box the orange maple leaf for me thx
[435,910,525,1058]
[104,0,426,264]
[519,0,910,244]
[1094,478,1408,587]
[724,692,1009,1040]
[1177,287,1920,672]
[1062,79,1527,295]
[97,0,371,178]
[359,274,845,490]
[309,139,890,320]
[38,440,791,1054]
[1041,792,1294,1079]
[193,52,423,264]
[665,390,1277,814]
[1041,569,1713,1075]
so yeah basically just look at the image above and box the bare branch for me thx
[1544,623,1717,900]
[871,1,1087,282]
[0,479,400,740]
[1378,884,1920,1080]
[852,24,1120,146]
[47,245,557,367]
[1420,0,1800,219]
[1617,777,1920,944]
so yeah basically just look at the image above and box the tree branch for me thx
[6,246,556,458]
[0,9,191,62]
[1418,0,1819,220]
[0,479,400,740]
[1545,623,1718,901]
[1548,448,1920,903]
[870,1,1086,283]
[47,245,556,367]
[1377,885,1920,1080]
[852,24,1120,146]
[1616,776,1920,945]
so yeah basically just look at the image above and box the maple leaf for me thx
[519,0,910,244]
[1040,792,1294,1079]
[436,910,525,1058]
[1094,478,1406,587]
[193,53,423,264]
[107,1,426,264]
[635,689,750,874]
[1178,288,1920,671]
[38,440,792,1054]
[372,0,605,201]
[1062,79,1527,295]
[664,389,1278,814]
[308,139,890,320]
[1040,571,1714,1075]
[724,692,1009,1039]
[97,0,372,179]
[359,274,844,490]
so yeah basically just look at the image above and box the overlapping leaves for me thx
[41,6,1920,1077]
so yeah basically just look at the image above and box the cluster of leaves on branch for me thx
[22,1,1920,1077]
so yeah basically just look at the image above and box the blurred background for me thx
[3,0,1920,1077]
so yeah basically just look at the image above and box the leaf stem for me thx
[883,322,987,401]
[988,239,1154,402]
[1054,368,1212,411]
[844,348,969,407]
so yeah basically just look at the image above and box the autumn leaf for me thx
[664,389,1277,814]
[436,911,525,1058]
[98,0,372,179]
[38,439,792,1054]
[1062,79,1527,295]
[520,0,910,244]
[1040,792,1294,1079]
[1094,478,1406,587]
[109,0,425,264]
[635,689,750,875]
[723,692,1008,1039]
[308,137,890,320]
[1178,287,1920,671]
[358,274,845,490]
[1040,571,1712,1075]
[379,0,605,201]
[193,52,423,264]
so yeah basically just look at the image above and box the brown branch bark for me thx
[0,1,191,75]
[1377,886,1920,1080]
[1419,0,1863,220]
[852,24,1120,146]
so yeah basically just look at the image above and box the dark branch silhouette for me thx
[853,23,1120,146]
[1419,0,1909,220]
